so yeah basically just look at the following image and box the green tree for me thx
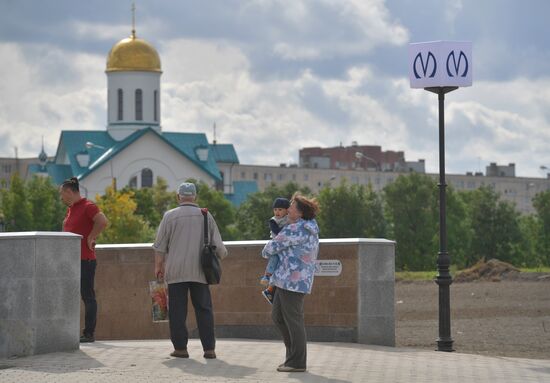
[384,173,438,271]
[194,180,237,240]
[122,177,178,230]
[317,182,386,238]
[236,182,311,240]
[27,176,65,231]
[464,186,522,265]
[517,214,541,267]
[0,173,32,231]
[444,187,472,269]
[152,177,178,222]
[532,190,550,266]
[95,186,155,243]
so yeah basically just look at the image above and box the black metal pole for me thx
[425,86,457,352]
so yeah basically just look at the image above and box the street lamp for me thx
[540,165,549,179]
[355,152,379,171]
[85,141,116,191]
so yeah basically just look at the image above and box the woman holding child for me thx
[261,192,320,373]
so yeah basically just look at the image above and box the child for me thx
[260,197,290,304]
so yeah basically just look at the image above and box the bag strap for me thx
[201,208,209,245]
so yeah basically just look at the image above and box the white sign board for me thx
[409,41,472,88]
[314,260,342,276]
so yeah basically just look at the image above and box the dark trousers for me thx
[168,282,215,351]
[271,288,307,369]
[81,260,97,336]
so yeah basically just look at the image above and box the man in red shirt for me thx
[60,177,108,343]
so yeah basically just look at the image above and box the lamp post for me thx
[426,86,457,352]
[409,41,472,352]
[541,165,549,178]
[85,141,116,191]
[323,175,337,188]
[355,152,379,171]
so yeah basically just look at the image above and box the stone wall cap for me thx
[223,238,395,247]
[94,238,395,249]
[96,243,154,250]
[321,238,395,245]
[0,231,82,239]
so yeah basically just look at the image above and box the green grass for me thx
[520,266,550,273]
[396,265,550,281]
[395,270,438,281]
[395,265,459,281]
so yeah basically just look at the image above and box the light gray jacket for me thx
[153,203,227,284]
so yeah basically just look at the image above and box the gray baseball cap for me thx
[178,182,197,196]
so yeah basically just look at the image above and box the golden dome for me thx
[106,34,161,73]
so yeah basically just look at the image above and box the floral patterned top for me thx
[261,218,320,294]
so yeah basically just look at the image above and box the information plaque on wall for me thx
[314,260,342,276]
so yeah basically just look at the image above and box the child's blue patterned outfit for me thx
[261,218,320,294]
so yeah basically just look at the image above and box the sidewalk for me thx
[1,339,549,383]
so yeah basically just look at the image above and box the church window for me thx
[129,176,137,189]
[216,171,224,190]
[154,90,158,121]
[141,168,153,188]
[117,89,123,120]
[135,89,143,120]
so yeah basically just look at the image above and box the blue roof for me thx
[54,130,116,177]
[29,128,223,183]
[225,180,258,206]
[162,131,221,180]
[27,163,73,185]
[209,144,239,164]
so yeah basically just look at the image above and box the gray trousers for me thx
[271,288,307,369]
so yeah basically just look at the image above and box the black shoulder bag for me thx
[200,208,222,284]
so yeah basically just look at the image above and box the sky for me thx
[1,0,549,177]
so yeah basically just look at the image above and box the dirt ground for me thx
[395,278,550,359]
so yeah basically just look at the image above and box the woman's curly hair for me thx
[291,192,319,220]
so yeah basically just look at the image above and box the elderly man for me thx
[153,182,227,359]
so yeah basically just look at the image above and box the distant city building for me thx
[299,142,425,173]
[0,156,51,187]
[227,163,549,214]
[486,162,515,177]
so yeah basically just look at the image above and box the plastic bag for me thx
[149,279,168,322]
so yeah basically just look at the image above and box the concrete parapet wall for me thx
[90,238,395,346]
[0,232,81,358]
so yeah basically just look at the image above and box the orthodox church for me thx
[29,26,239,199]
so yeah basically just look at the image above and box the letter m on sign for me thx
[413,52,437,79]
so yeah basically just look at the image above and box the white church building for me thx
[30,27,239,199]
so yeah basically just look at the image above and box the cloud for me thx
[0,43,105,158]
[443,79,550,175]
[1,0,550,180]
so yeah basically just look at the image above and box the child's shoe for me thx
[262,288,274,305]
[259,275,270,286]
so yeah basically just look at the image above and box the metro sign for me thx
[409,41,472,88]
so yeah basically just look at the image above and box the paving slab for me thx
[1,339,549,383]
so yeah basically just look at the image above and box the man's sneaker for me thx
[262,288,274,305]
[203,350,216,359]
[170,349,189,358]
[259,275,270,286]
[80,334,95,343]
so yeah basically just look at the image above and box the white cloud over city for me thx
[0,0,549,177]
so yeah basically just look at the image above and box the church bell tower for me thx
[105,6,162,141]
